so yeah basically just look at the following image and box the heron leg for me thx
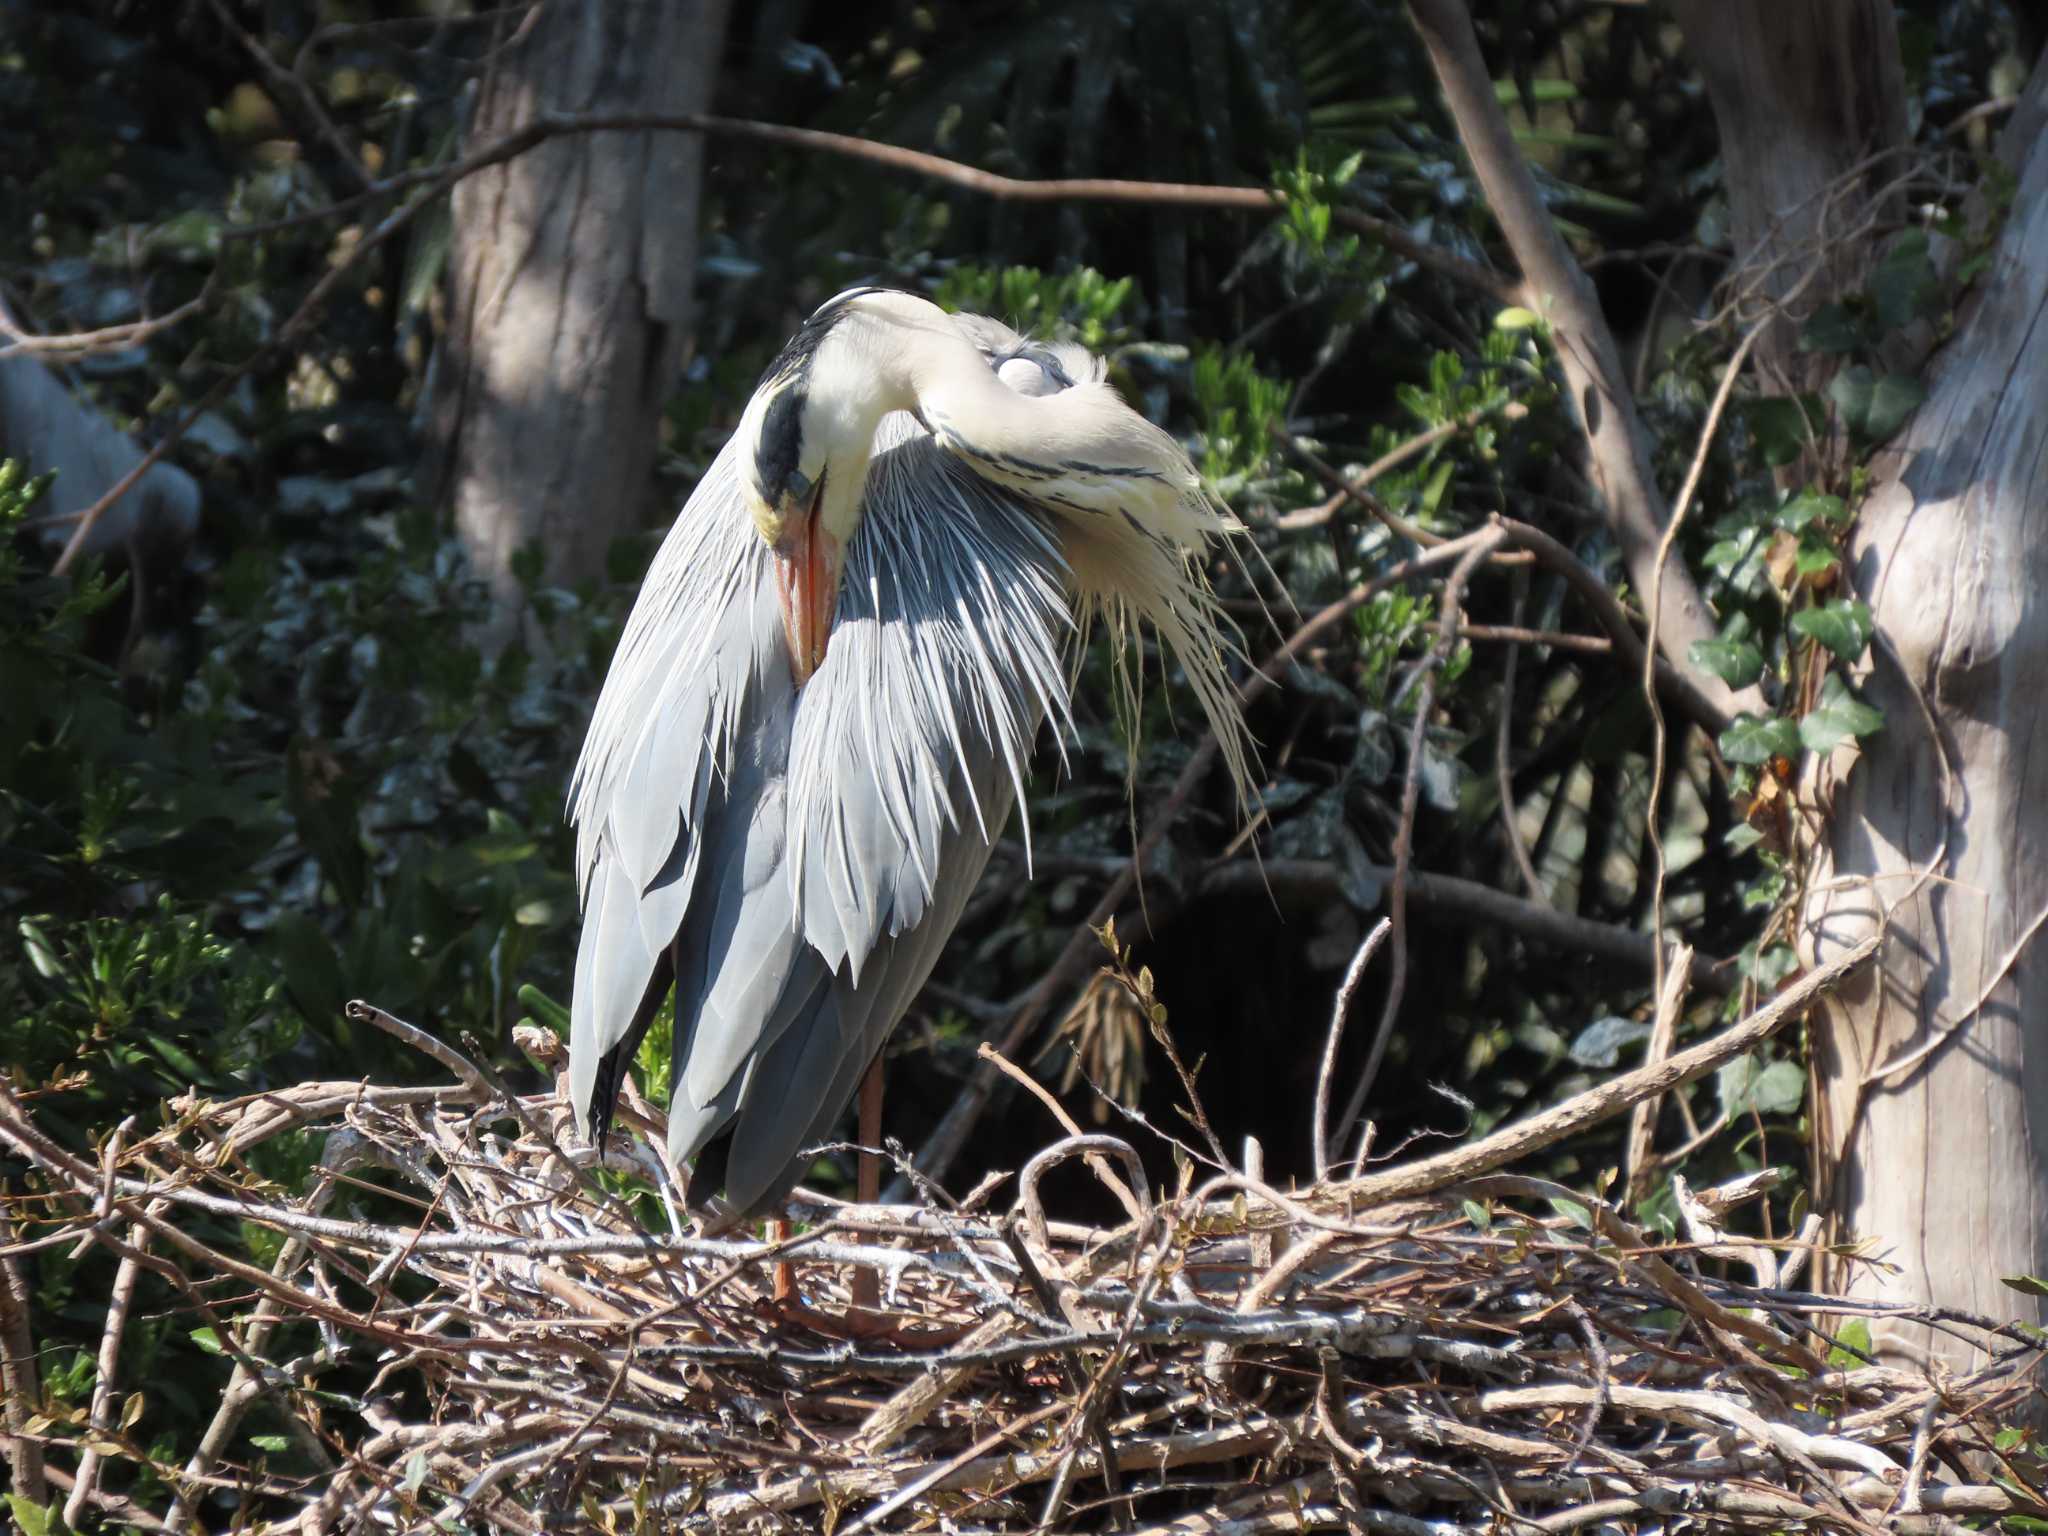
[850,1053,885,1311]
[769,1217,794,1303]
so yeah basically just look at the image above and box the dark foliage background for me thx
[0,0,2029,1514]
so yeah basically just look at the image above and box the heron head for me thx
[737,374,859,689]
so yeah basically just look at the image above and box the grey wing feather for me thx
[725,761,1017,1214]
[570,369,1082,1213]
[567,441,769,1135]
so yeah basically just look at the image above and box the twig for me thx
[977,1043,1145,1227]
[1336,530,1504,1149]
[1332,932,1880,1206]
[1315,919,1394,1181]
[64,1205,155,1529]
[3,962,2027,1536]
[1276,428,1449,547]
[1405,0,1758,720]
[0,280,219,365]
[202,0,375,193]
[1490,516,1732,736]
[0,1202,47,1505]
[1494,572,1550,904]
[1623,945,1696,1201]
[1271,404,1525,533]
[1637,315,1771,1028]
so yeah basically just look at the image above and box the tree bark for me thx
[1679,7,2048,1366]
[428,0,732,636]
[1797,55,2048,1363]
[1674,1,1908,392]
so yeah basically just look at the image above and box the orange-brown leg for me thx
[849,1054,885,1311]
[770,1217,794,1303]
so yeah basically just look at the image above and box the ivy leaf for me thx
[1569,1014,1652,1069]
[1799,673,1885,752]
[1800,301,1865,354]
[1719,1053,1805,1117]
[1720,714,1802,765]
[1742,944,1801,987]
[1830,365,1924,442]
[1870,229,1939,334]
[1863,373,1926,440]
[1828,365,1875,434]
[1748,395,1820,467]
[1791,600,1874,661]
[1775,488,1845,530]
[1724,823,1765,853]
[1689,636,1765,688]
[1794,528,1841,580]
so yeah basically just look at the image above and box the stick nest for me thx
[3,1013,2041,1536]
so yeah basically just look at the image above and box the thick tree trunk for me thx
[1801,56,2048,1364]
[1674,1,1907,392]
[428,0,732,634]
[1680,7,2048,1364]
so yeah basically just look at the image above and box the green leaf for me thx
[1493,305,1542,331]
[517,984,570,1036]
[1799,302,1865,354]
[1547,1197,1591,1229]
[191,1326,225,1355]
[1828,1316,1874,1368]
[1742,945,1801,987]
[1776,488,1845,530]
[1831,365,1924,442]
[1870,229,1939,334]
[249,1433,292,1453]
[19,918,63,980]
[1419,458,1455,515]
[5,1495,65,1536]
[1791,600,1874,662]
[1799,673,1885,752]
[1748,395,1819,467]
[1690,636,1765,688]
[1829,365,1875,435]
[2001,1273,2048,1299]
[1794,528,1841,579]
[1724,823,1765,853]
[1719,1053,1804,1117]
[1720,714,1802,765]
[1461,1198,1493,1232]
[1863,373,1925,440]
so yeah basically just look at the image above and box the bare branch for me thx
[1405,0,1761,719]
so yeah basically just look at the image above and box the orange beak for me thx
[772,494,842,688]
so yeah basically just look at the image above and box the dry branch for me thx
[1405,0,1763,723]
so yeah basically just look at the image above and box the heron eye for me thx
[785,468,812,503]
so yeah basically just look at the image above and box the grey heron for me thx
[567,286,1254,1221]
